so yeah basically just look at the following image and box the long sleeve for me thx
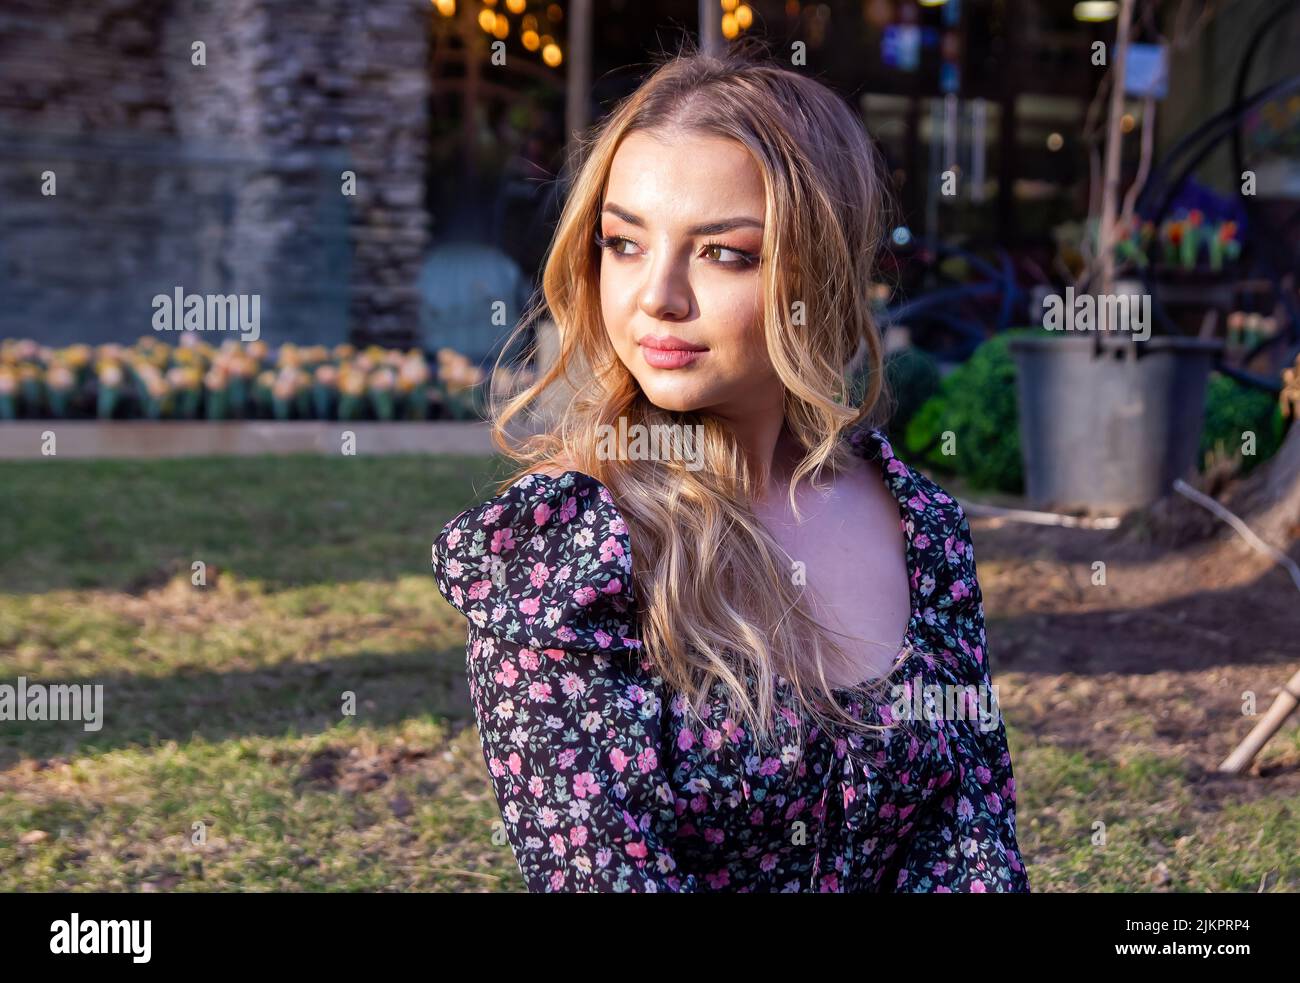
[465,626,696,892]
[433,470,695,892]
[893,504,1030,893]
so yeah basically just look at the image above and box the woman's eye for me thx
[597,233,638,257]
[703,243,757,266]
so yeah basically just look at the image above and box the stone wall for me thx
[0,0,430,347]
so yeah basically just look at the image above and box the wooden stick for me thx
[1172,479,1300,591]
[1219,668,1300,774]
[961,501,1121,529]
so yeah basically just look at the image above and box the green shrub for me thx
[1199,373,1285,473]
[903,331,1035,493]
[881,346,942,442]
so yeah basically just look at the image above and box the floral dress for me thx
[431,426,1030,893]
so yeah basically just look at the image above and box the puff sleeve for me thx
[432,471,697,892]
[893,501,1030,893]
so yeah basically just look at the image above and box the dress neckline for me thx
[828,424,929,698]
[517,424,933,699]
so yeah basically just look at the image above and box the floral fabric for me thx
[432,426,1030,892]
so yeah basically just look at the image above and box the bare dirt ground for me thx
[973,509,1300,803]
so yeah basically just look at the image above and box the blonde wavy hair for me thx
[486,41,909,751]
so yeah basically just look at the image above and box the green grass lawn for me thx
[0,455,1295,891]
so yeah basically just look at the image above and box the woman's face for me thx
[597,129,780,419]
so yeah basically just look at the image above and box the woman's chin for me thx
[634,383,708,415]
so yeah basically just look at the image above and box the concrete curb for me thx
[0,421,498,459]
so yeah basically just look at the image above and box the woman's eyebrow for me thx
[602,202,763,236]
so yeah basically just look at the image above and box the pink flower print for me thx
[913,533,930,550]
[559,496,578,523]
[704,827,725,845]
[573,586,598,606]
[445,527,462,549]
[468,580,492,600]
[573,771,599,798]
[570,825,589,847]
[956,796,975,821]
[945,536,963,563]
[450,584,464,607]
[950,578,972,602]
[601,576,623,595]
[625,839,648,860]
[519,596,540,616]
[548,833,566,859]
[533,502,553,526]
[529,562,551,589]
[488,756,506,778]
[636,747,658,773]
[507,752,522,775]
[558,672,586,698]
[598,536,624,563]
[703,728,724,751]
[706,868,731,889]
[493,660,519,687]
[555,626,577,643]
[975,764,992,785]
[971,880,987,893]
[609,748,631,773]
[594,629,613,649]
[986,792,1003,815]
[482,504,504,524]
[542,648,566,662]
[490,527,515,553]
[677,728,696,752]
[527,680,553,701]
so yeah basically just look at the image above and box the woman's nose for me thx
[637,247,692,322]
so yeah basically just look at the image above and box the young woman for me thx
[432,46,1029,893]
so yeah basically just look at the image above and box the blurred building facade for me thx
[0,0,431,347]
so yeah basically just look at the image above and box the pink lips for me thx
[637,334,708,369]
